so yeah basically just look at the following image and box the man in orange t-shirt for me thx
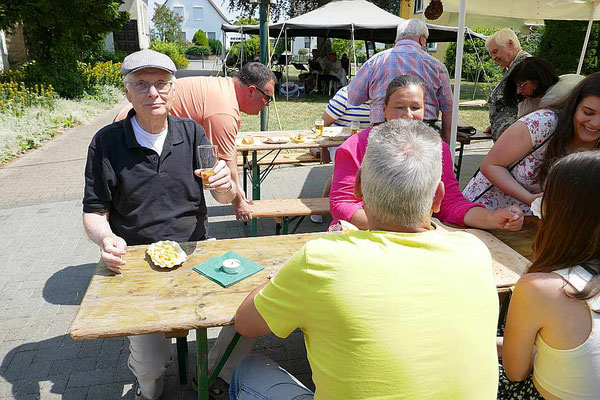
[116,63,276,221]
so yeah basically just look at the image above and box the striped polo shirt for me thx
[325,86,371,129]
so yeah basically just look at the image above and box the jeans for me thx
[230,354,314,399]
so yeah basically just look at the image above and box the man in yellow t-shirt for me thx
[116,62,277,222]
[232,119,500,399]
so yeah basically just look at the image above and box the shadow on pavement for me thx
[43,263,96,306]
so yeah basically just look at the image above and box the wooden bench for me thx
[249,198,330,235]
[237,151,321,167]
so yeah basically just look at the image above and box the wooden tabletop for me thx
[236,130,347,151]
[488,216,539,263]
[70,226,528,341]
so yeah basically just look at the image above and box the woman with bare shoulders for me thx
[497,151,600,399]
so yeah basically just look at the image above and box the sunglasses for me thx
[253,86,273,105]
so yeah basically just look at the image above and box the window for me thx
[426,42,438,52]
[207,32,216,40]
[173,5,184,18]
[193,6,204,21]
[304,37,310,48]
[414,0,424,13]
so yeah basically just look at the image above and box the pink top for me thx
[330,127,484,226]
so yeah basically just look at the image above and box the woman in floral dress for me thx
[463,73,600,215]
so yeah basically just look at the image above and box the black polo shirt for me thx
[83,110,212,246]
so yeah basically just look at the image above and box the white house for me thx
[149,0,230,44]
[105,0,151,53]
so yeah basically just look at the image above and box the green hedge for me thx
[208,39,223,55]
[186,45,211,57]
[538,20,599,75]
[149,40,189,70]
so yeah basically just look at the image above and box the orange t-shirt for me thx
[117,77,241,161]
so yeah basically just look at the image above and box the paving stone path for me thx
[0,103,490,399]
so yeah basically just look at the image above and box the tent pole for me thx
[577,2,597,74]
[222,30,227,76]
[351,24,357,79]
[450,0,467,163]
[285,28,289,100]
[240,27,244,68]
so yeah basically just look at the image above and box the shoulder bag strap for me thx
[471,132,554,202]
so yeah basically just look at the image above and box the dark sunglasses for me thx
[253,86,273,104]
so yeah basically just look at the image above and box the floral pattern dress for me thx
[462,109,558,216]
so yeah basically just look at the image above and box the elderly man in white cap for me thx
[82,49,238,399]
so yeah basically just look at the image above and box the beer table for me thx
[488,216,539,262]
[237,129,350,235]
[69,224,528,400]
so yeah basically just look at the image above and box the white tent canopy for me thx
[442,0,600,21]
[447,0,600,162]
[222,0,487,43]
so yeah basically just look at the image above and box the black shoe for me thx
[191,376,229,400]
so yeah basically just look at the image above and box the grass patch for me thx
[241,93,331,132]
[0,85,124,164]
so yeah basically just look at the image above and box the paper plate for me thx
[146,240,187,269]
[264,137,289,144]
[237,137,261,146]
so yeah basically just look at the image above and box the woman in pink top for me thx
[330,75,524,230]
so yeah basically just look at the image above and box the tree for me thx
[0,0,129,97]
[234,17,259,25]
[331,38,364,58]
[538,20,599,75]
[152,3,184,43]
[227,0,397,21]
[193,29,209,46]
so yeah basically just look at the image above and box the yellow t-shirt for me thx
[255,229,499,399]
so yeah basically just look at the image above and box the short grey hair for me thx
[235,62,278,88]
[485,28,521,51]
[361,119,442,228]
[396,19,429,42]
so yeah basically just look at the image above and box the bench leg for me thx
[242,151,248,202]
[209,332,241,385]
[282,217,289,234]
[251,151,260,237]
[176,336,188,385]
[290,216,306,234]
[196,328,209,400]
[456,142,465,181]
[498,290,512,328]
